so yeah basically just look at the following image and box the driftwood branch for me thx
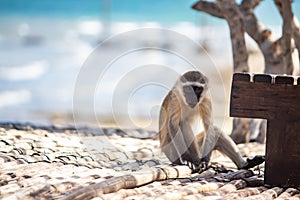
[292,17,300,64]
[192,1,224,19]
[240,0,261,10]
[239,0,285,74]
[193,0,249,72]
[217,0,249,72]
[276,0,300,74]
[239,0,269,45]
[275,0,295,74]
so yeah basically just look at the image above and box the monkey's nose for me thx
[192,86,203,100]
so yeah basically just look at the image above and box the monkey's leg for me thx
[214,126,248,169]
[214,126,265,169]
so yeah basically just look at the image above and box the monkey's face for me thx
[179,71,208,108]
[182,84,206,108]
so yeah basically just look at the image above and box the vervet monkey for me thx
[159,71,264,172]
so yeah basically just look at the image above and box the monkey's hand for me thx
[182,159,208,173]
[192,159,209,173]
[188,155,210,173]
[198,161,209,173]
[182,160,198,173]
[242,155,265,169]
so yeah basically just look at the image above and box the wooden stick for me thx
[218,179,248,195]
[223,186,267,199]
[241,187,284,200]
[62,165,191,200]
[274,188,300,200]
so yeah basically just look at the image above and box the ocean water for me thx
[0,0,299,25]
[0,0,299,130]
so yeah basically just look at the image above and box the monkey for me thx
[159,71,264,172]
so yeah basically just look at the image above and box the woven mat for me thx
[0,123,299,200]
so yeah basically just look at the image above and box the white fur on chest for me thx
[191,115,205,136]
[181,105,205,136]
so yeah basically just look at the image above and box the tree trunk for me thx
[216,0,249,72]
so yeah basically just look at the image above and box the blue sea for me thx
[0,0,198,22]
[0,0,299,129]
[1,0,299,24]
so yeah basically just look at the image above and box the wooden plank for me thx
[265,120,300,187]
[253,74,272,83]
[233,73,251,82]
[230,81,300,119]
[275,76,294,84]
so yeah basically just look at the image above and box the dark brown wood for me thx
[230,73,300,187]
[253,74,272,83]
[233,73,251,82]
[275,76,294,84]
[231,81,300,119]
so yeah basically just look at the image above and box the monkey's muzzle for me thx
[183,85,204,108]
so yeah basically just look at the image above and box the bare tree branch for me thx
[192,1,224,19]
[275,0,297,74]
[217,0,249,72]
[279,0,293,74]
[240,0,262,10]
[292,16,300,64]
[239,0,273,47]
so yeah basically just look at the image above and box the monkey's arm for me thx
[198,97,214,163]
[161,113,200,166]
[159,93,201,168]
[179,121,202,166]
[159,94,185,164]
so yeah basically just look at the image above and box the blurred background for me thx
[0,0,299,131]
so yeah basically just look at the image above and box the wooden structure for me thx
[230,73,300,187]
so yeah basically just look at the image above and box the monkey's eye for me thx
[183,86,193,93]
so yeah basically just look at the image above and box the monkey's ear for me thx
[205,76,209,84]
[199,75,208,84]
